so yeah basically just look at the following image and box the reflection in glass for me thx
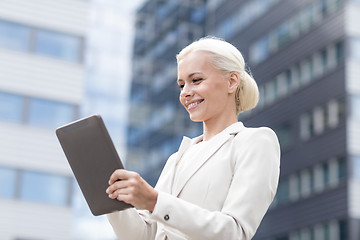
[28,98,76,128]
[0,167,16,198]
[35,29,82,62]
[0,91,24,123]
[354,156,360,181]
[20,171,70,205]
[0,20,30,51]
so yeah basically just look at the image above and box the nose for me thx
[180,84,194,98]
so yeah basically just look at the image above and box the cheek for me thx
[179,95,185,107]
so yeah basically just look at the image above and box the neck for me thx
[202,114,238,141]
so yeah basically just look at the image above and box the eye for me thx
[178,83,184,89]
[192,78,203,84]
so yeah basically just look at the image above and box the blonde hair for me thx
[176,36,259,115]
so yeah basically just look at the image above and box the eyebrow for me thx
[177,72,202,83]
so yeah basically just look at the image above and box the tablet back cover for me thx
[56,115,132,216]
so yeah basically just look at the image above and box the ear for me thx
[228,72,239,94]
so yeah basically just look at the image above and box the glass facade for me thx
[20,170,70,206]
[35,29,82,62]
[0,91,77,128]
[354,156,360,181]
[249,0,344,64]
[0,19,83,63]
[0,166,71,206]
[211,0,280,40]
[0,91,24,123]
[274,156,346,207]
[0,20,30,51]
[256,40,344,112]
[0,167,17,198]
[28,98,76,128]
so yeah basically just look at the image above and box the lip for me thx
[186,99,204,111]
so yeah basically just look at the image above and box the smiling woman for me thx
[106,37,280,240]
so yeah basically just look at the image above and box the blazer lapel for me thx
[171,122,245,197]
[165,136,192,194]
[172,131,233,197]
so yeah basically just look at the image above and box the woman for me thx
[106,37,280,240]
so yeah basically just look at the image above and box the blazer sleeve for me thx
[106,152,178,240]
[149,127,280,240]
[107,208,156,240]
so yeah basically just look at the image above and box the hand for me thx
[106,169,158,212]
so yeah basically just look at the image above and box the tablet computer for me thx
[56,114,132,216]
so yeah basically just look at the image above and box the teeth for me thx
[188,101,200,109]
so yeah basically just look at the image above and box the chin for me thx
[188,114,204,122]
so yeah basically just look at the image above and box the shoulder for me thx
[231,126,280,159]
[230,126,281,169]
[234,126,278,144]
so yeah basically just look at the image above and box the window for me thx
[300,228,314,240]
[289,173,300,201]
[350,38,360,60]
[354,156,360,181]
[327,99,340,128]
[191,7,206,23]
[0,91,24,123]
[313,164,325,192]
[276,178,290,204]
[0,20,30,51]
[249,0,344,64]
[275,123,293,149]
[300,98,343,141]
[320,0,329,16]
[28,98,76,128]
[300,111,313,140]
[313,106,325,135]
[19,171,70,206]
[335,41,344,63]
[291,64,302,89]
[328,158,339,187]
[265,79,277,104]
[35,29,82,62]
[249,36,269,64]
[300,57,313,84]
[300,169,312,197]
[351,95,360,119]
[320,48,328,71]
[213,0,279,41]
[216,18,234,40]
[338,157,347,181]
[0,167,17,198]
[0,20,83,63]
[276,22,291,48]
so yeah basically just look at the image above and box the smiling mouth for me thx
[187,100,204,110]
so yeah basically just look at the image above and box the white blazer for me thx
[107,122,280,240]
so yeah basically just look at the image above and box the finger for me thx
[108,169,127,185]
[106,179,129,195]
[109,188,131,200]
[116,193,132,204]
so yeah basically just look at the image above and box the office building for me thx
[0,0,88,239]
[208,0,360,239]
[127,0,206,186]
[129,0,360,239]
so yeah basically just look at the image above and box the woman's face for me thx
[177,51,234,123]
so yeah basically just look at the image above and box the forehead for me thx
[177,51,213,74]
